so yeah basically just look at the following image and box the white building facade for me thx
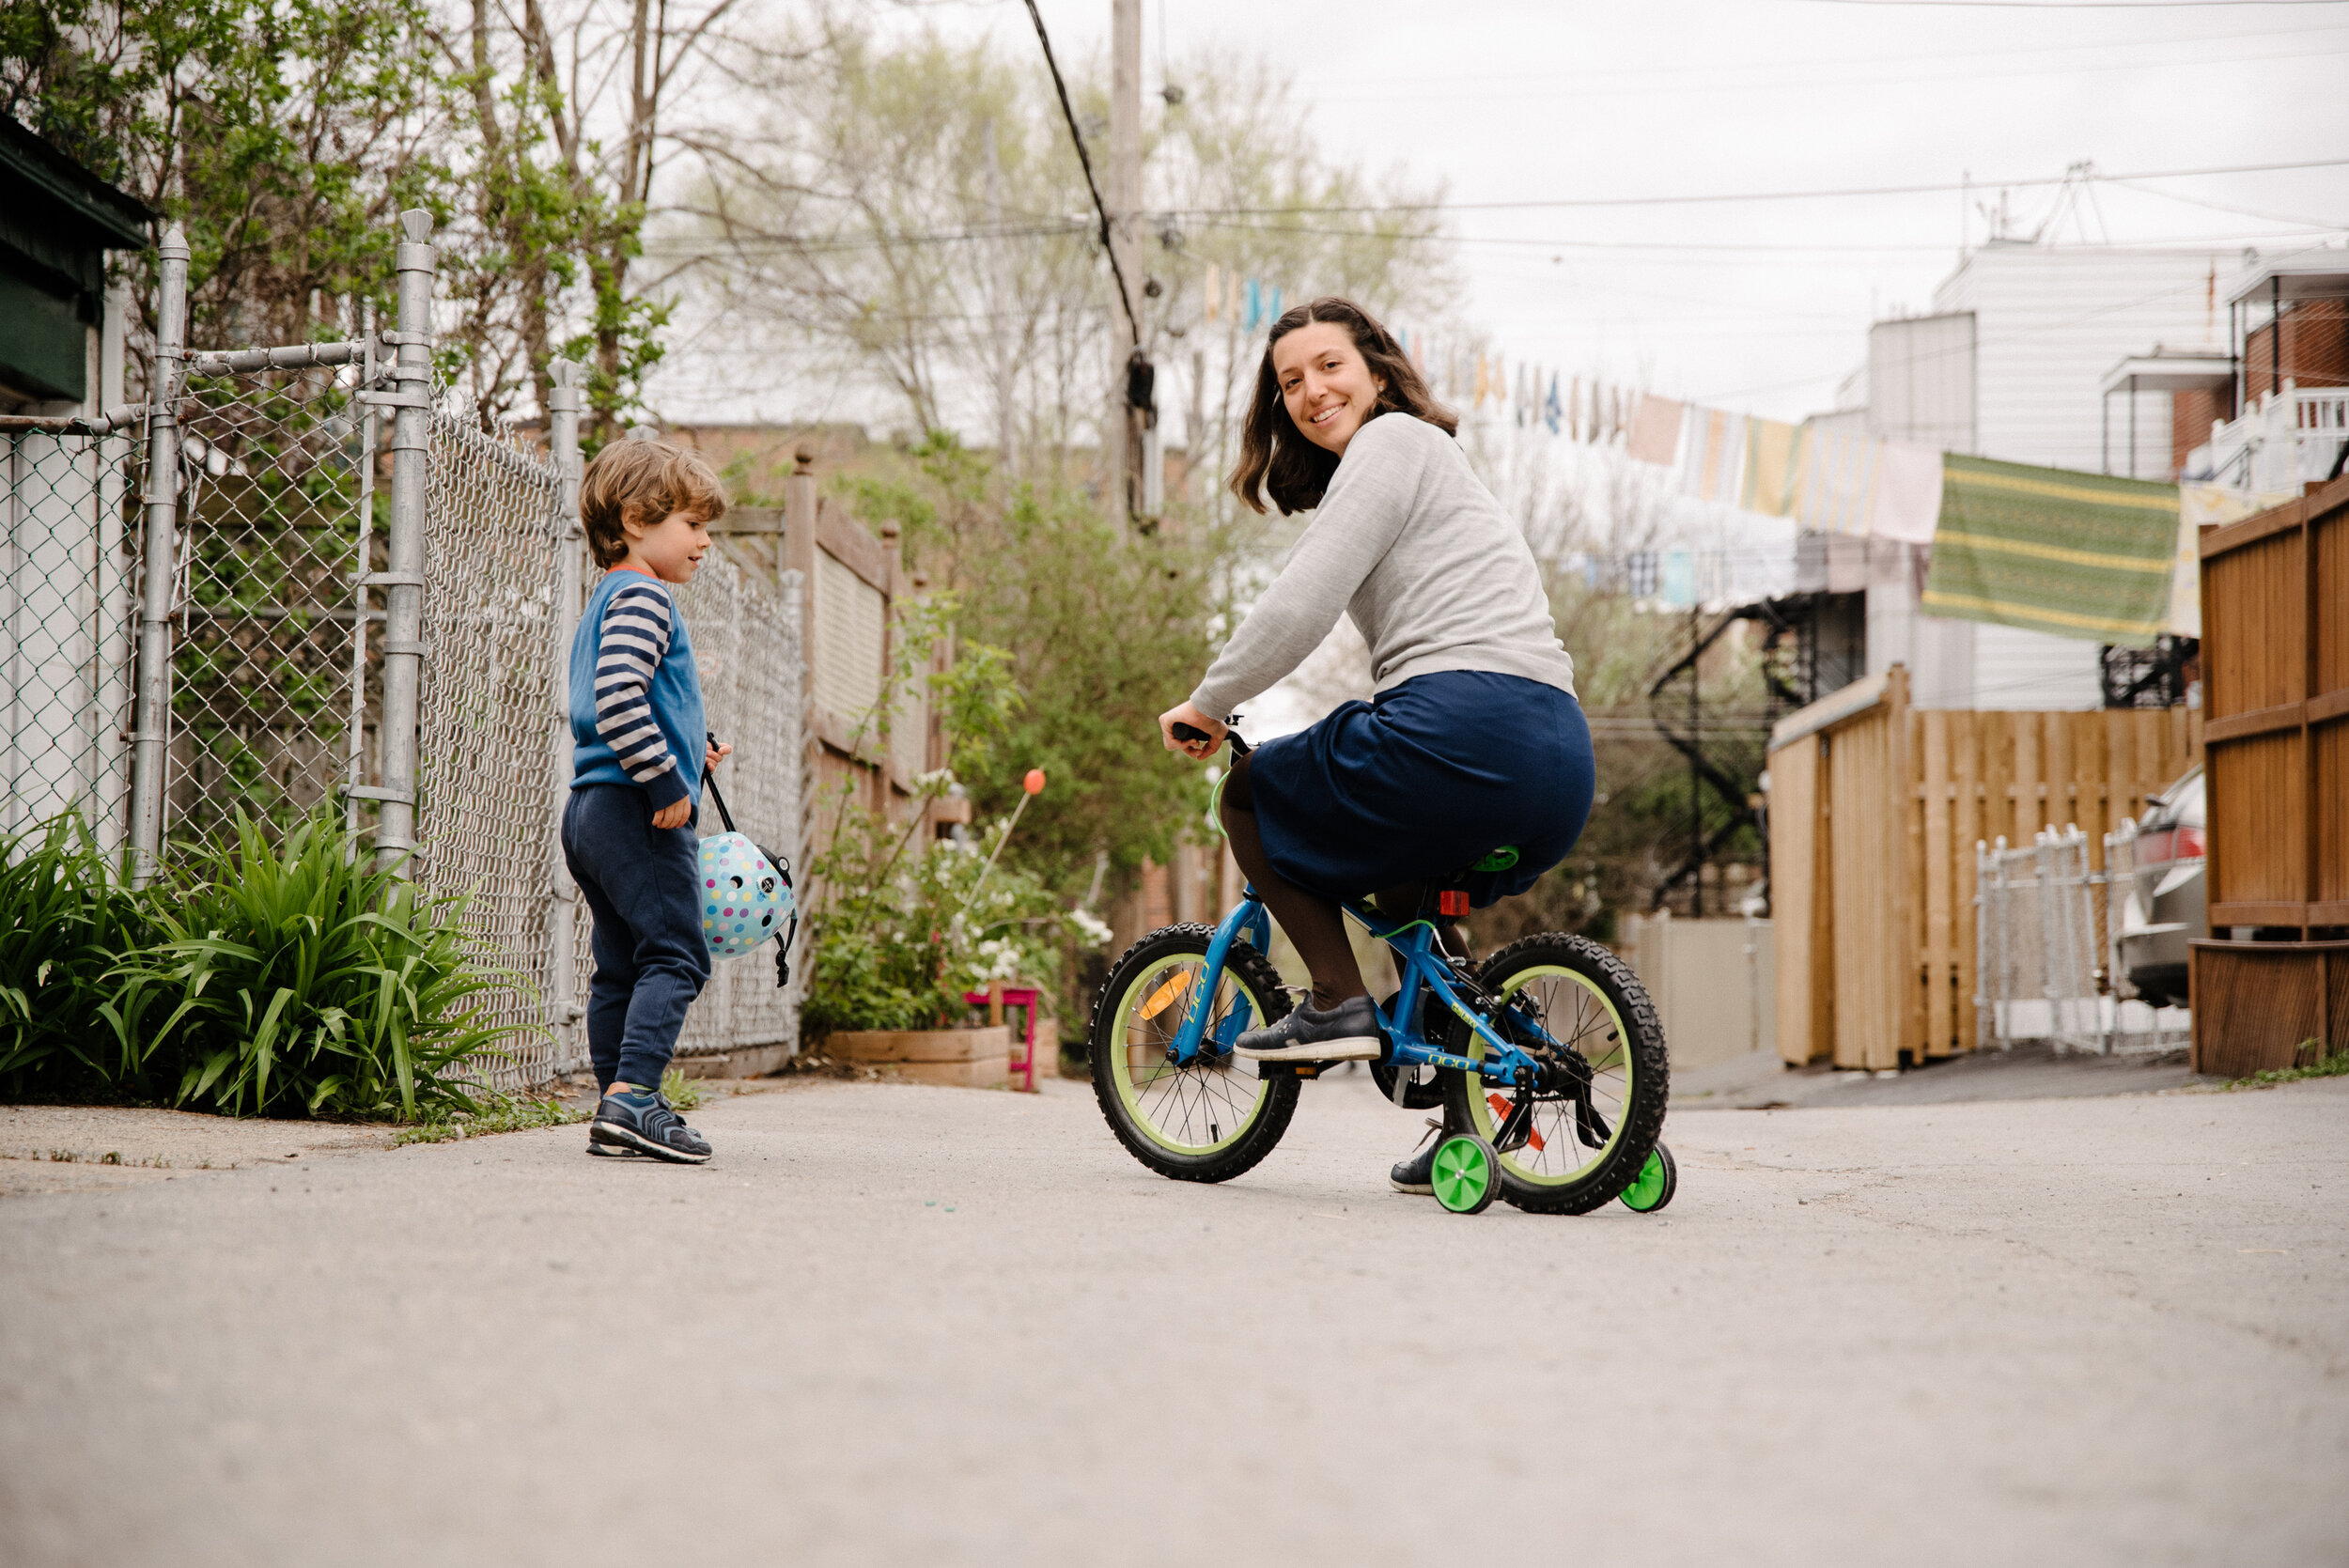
[1846,243,2240,711]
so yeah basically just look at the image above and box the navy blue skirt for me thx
[1244,671,1595,907]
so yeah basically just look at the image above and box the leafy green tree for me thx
[2,0,453,357]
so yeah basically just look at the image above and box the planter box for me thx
[2188,939,2349,1077]
[830,1025,1012,1090]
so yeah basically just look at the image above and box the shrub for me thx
[0,815,160,1092]
[0,810,531,1119]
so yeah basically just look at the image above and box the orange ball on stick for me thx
[1023,768,1047,796]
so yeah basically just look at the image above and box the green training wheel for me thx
[1618,1142,1677,1213]
[1431,1134,1501,1215]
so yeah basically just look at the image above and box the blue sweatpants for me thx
[561,784,710,1093]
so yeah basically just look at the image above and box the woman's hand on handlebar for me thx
[1159,701,1226,760]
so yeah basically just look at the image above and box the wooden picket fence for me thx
[1766,665,2199,1069]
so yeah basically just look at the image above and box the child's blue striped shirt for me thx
[569,568,704,812]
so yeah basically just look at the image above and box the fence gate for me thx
[1,210,806,1093]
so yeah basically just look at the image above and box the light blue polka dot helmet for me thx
[698,831,794,960]
[694,739,797,970]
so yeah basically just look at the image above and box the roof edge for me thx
[0,116,155,250]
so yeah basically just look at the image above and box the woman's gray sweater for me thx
[1190,413,1577,719]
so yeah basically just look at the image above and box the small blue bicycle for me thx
[1088,726,1675,1217]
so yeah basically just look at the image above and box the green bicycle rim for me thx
[1620,1148,1670,1211]
[1466,964,1635,1187]
[1108,953,1271,1157]
[1432,1138,1493,1213]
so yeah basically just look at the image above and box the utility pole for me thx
[1107,0,1146,520]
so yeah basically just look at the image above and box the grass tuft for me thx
[2226,1043,2349,1091]
[659,1065,703,1113]
[394,1094,585,1146]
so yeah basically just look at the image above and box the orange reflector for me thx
[1439,890,1469,917]
[1486,1092,1545,1153]
[1140,973,1192,1020]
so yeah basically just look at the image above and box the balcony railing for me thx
[2186,382,2349,490]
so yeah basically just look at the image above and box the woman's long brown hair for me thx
[1227,296,1457,516]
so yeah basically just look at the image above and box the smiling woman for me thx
[1153,297,1598,1188]
[1226,297,1455,515]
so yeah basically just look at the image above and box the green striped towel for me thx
[1921,455,2180,648]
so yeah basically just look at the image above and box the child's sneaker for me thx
[586,1135,637,1158]
[590,1089,712,1164]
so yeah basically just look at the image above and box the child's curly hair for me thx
[580,438,729,568]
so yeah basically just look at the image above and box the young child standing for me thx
[566,438,733,1163]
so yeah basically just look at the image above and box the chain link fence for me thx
[1974,826,2192,1056]
[0,210,804,1094]
[669,555,804,1063]
[1,428,137,853]
[168,356,376,846]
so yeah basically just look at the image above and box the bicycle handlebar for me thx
[1171,719,1252,757]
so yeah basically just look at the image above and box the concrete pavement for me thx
[2,1070,2344,1567]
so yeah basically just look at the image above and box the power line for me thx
[1327,19,2348,86]
[1167,157,2349,217]
[1019,0,1139,348]
[1796,0,2347,8]
[1312,39,2349,103]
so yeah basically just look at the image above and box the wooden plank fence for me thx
[2187,473,2348,1072]
[1766,664,2199,1068]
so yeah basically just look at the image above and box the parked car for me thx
[2112,766,2204,1008]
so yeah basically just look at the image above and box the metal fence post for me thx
[546,358,585,1043]
[125,225,187,887]
[1972,839,1992,1049]
[376,210,434,876]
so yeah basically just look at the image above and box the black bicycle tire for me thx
[1440,932,1670,1216]
[1088,924,1301,1184]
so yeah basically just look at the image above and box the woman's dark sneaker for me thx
[1390,1118,1447,1193]
[590,1089,712,1164]
[1233,994,1385,1062]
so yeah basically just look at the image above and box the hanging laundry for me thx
[1921,456,2180,648]
[1228,271,1241,324]
[1268,286,1283,323]
[1567,377,1581,442]
[1626,550,1659,598]
[1544,373,1563,436]
[1243,278,1261,333]
[1737,418,1800,519]
[1626,395,1684,466]
[2170,483,2297,636]
[1868,439,1944,545]
[1789,421,1878,536]
[1205,263,1221,324]
[1680,409,1748,504]
[1658,551,1698,608]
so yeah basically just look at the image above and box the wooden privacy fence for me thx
[2195,474,2348,935]
[1766,664,2198,1069]
[2187,474,2348,1073]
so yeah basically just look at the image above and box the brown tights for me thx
[1220,753,1455,1011]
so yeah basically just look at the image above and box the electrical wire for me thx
[1020,0,1141,348]
[1166,157,2349,217]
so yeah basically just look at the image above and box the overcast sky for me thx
[883,0,2349,425]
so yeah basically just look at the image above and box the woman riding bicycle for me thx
[1158,297,1596,1188]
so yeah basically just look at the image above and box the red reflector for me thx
[2175,826,2204,859]
[1439,890,1469,916]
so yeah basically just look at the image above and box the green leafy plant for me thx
[0,808,536,1120]
[2226,1045,2348,1091]
[0,815,158,1092]
[123,813,528,1118]
[803,597,1108,1037]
